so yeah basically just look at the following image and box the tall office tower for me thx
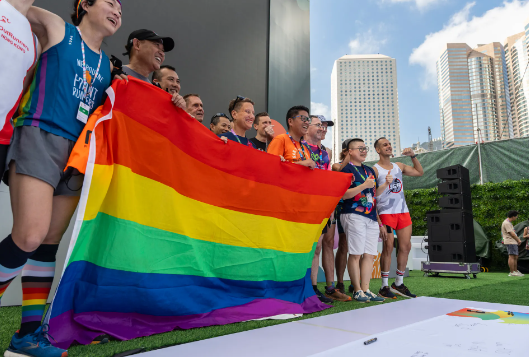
[505,29,529,138]
[437,43,513,149]
[331,55,401,162]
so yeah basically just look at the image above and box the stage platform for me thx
[138,297,529,356]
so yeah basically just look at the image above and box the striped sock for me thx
[381,271,389,288]
[0,235,35,304]
[19,244,59,337]
[396,269,405,286]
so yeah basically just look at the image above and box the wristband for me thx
[379,223,383,228]
[410,155,417,159]
[110,55,125,78]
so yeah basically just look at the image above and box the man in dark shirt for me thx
[250,112,274,152]
[219,96,256,149]
[210,113,231,135]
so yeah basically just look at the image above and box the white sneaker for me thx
[514,271,525,277]
[508,273,514,277]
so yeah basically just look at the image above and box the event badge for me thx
[366,192,374,204]
[77,102,90,124]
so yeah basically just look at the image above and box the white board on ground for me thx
[309,307,528,357]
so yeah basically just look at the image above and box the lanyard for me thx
[287,133,307,161]
[230,129,244,144]
[308,144,324,168]
[76,27,102,102]
[349,163,375,195]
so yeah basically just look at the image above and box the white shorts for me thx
[341,213,379,256]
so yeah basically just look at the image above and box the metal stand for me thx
[421,261,480,279]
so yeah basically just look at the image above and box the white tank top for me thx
[0,0,37,139]
[374,162,409,214]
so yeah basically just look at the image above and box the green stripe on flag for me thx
[69,213,316,282]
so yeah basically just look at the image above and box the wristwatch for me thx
[410,155,417,159]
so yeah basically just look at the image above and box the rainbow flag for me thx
[46,79,351,348]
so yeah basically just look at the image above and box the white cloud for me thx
[349,29,388,54]
[410,0,529,89]
[386,0,444,10]
[311,102,331,120]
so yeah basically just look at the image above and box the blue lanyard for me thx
[287,132,308,161]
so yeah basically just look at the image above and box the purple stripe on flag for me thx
[49,296,328,349]
[32,53,48,124]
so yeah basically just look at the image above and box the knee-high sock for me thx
[0,235,35,304]
[19,244,59,337]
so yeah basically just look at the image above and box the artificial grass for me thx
[1,271,527,357]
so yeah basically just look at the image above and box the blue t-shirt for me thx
[219,132,256,149]
[341,163,378,221]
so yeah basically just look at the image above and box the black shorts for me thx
[0,144,8,180]
[322,219,330,234]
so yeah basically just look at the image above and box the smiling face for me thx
[307,117,323,143]
[288,110,310,137]
[210,117,231,135]
[321,122,328,140]
[254,115,271,137]
[376,138,392,157]
[157,68,180,94]
[82,0,122,36]
[232,103,255,131]
[348,140,368,164]
[132,39,165,72]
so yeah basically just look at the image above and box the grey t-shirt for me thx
[123,66,151,83]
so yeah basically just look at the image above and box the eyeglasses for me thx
[350,147,370,153]
[212,113,229,120]
[292,115,312,123]
[309,123,323,128]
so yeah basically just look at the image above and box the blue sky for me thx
[310,0,529,149]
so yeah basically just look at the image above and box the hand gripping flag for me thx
[46,78,352,348]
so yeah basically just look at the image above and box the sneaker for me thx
[325,288,352,302]
[508,272,515,277]
[364,290,385,303]
[5,324,68,357]
[378,286,397,299]
[90,334,110,345]
[314,288,333,304]
[513,271,525,277]
[352,290,370,303]
[390,282,417,298]
[336,282,346,294]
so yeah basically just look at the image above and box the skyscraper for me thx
[504,24,529,138]
[437,42,513,149]
[331,55,401,162]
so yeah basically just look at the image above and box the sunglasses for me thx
[212,113,229,120]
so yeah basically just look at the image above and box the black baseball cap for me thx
[123,29,175,56]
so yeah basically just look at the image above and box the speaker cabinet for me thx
[436,164,470,182]
[437,178,471,195]
[439,193,472,211]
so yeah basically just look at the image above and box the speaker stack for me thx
[426,165,476,263]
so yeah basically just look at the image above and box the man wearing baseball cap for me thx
[319,115,334,160]
[122,29,185,109]
[122,29,175,83]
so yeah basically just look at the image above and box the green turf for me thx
[1,271,527,357]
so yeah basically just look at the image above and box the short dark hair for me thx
[211,114,230,126]
[152,65,176,82]
[347,138,364,150]
[183,94,200,105]
[285,105,310,129]
[71,0,97,26]
[254,112,270,125]
[507,210,519,218]
[229,97,255,118]
[374,137,387,149]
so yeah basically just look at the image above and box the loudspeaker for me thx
[439,193,472,211]
[437,178,471,195]
[426,210,476,263]
[436,164,470,182]
[428,242,476,263]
